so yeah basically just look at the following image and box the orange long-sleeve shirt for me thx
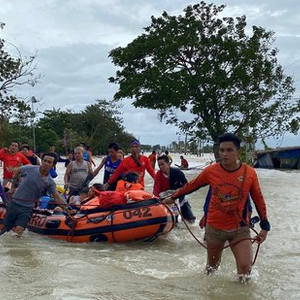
[172,163,268,231]
[107,155,156,187]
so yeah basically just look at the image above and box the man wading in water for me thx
[1,153,70,237]
[164,133,270,281]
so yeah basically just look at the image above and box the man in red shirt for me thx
[153,155,196,223]
[165,133,270,281]
[104,140,155,189]
[180,156,189,169]
[0,141,31,186]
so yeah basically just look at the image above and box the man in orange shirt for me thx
[0,141,31,187]
[104,140,156,189]
[165,133,270,280]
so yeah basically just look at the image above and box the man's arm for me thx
[153,171,161,197]
[93,156,107,177]
[51,191,73,213]
[20,153,31,165]
[87,162,93,174]
[145,157,156,179]
[107,160,126,185]
[0,148,6,161]
[64,163,72,188]
[249,170,270,243]
[7,168,22,195]
[170,170,208,201]
[58,155,68,163]
[89,154,96,167]
[35,155,41,166]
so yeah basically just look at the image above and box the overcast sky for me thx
[1,0,300,148]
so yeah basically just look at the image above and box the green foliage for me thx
[35,127,60,153]
[109,1,299,152]
[2,99,135,154]
[3,121,32,144]
[76,100,124,150]
[0,23,40,146]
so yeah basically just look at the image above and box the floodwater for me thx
[0,155,299,300]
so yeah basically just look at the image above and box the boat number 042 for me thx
[123,207,152,220]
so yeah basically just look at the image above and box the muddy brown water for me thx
[0,160,299,300]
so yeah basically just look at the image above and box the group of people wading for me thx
[0,133,270,281]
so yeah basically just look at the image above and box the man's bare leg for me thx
[230,239,252,282]
[206,239,225,274]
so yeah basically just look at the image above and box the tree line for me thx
[2,99,135,154]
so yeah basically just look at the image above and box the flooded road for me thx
[0,157,299,300]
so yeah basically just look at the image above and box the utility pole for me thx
[184,133,188,155]
[31,97,37,153]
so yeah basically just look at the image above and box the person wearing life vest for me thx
[104,140,155,189]
[153,155,196,223]
[164,133,271,280]
[93,143,122,191]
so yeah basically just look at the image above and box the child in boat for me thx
[54,184,105,212]
[69,187,89,208]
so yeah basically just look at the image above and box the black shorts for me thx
[4,201,33,230]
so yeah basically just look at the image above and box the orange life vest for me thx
[125,190,156,202]
[115,180,144,193]
[81,191,126,210]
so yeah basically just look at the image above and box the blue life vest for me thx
[103,155,121,183]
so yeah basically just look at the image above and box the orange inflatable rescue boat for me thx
[0,191,175,243]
